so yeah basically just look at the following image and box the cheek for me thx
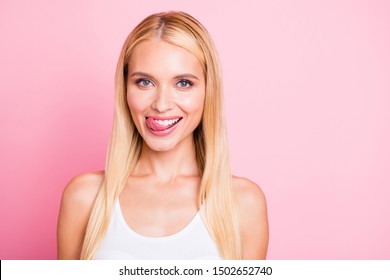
[126,96,148,135]
[127,93,147,117]
[186,94,205,118]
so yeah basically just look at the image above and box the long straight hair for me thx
[80,11,241,259]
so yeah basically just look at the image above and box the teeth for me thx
[154,118,180,126]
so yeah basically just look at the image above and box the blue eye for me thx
[176,80,193,88]
[136,79,154,87]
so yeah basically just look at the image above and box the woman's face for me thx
[126,39,205,152]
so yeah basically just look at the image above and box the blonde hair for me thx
[80,11,241,259]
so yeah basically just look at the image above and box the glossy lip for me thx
[145,116,183,137]
[146,116,183,120]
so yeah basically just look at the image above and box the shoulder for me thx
[232,176,267,212]
[59,170,104,225]
[57,171,104,259]
[232,176,269,259]
[232,176,267,227]
[61,171,104,207]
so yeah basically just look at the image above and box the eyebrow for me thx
[130,71,199,81]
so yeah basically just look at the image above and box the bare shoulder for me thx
[61,171,104,207]
[232,176,269,259]
[232,176,266,209]
[57,171,104,259]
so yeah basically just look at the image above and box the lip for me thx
[145,116,183,137]
[146,116,182,120]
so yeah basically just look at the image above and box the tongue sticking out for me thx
[146,118,178,131]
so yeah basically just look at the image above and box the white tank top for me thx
[95,200,221,260]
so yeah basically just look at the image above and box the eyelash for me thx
[176,79,193,88]
[134,79,194,89]
[135,78,154,87]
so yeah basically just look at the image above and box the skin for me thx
[57,39,269,259]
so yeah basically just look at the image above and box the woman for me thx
[57,11,268,260]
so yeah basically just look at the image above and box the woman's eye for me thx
[136,79,153,87]
[176,80,193,88]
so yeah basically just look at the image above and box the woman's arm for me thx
[233,176,269,259]
[57,172,103,259]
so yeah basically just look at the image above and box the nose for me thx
[151,85,174,112]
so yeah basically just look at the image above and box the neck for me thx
[133,135,199,181]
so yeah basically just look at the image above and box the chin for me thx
[144,139,178,152]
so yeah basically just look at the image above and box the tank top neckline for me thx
[115,199,201,242]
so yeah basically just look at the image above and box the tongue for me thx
[146,118,172,131]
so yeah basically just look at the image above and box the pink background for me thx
[1,0,389,259]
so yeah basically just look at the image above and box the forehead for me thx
[128,39,204,78]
